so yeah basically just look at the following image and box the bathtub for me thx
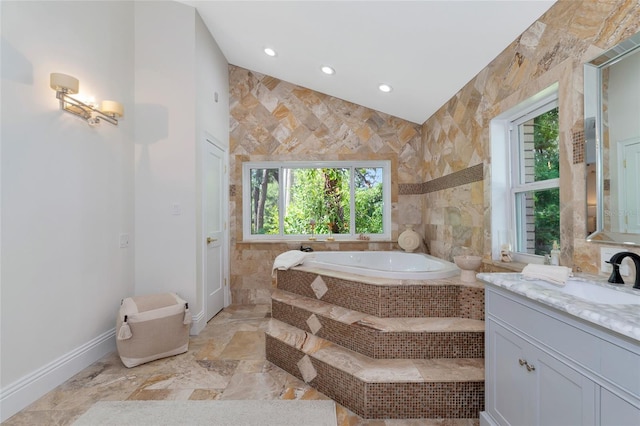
[301,251,460,280]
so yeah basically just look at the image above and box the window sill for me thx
[483,259,527,273]
[236,239,395,246]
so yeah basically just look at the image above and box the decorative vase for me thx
[453,255,482,283]
[398,225,420,253]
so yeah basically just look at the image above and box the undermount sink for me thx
[532,278,640,305]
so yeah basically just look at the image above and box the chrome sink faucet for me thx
[606,251,640,289]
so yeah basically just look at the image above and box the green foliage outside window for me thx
[249,166,384,236]
[283,168,351,235]
[533,108,560,255]
[354,169,383,234]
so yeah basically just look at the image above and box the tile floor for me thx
[3,305,478,425]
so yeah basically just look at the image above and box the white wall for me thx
[0,1,135,420]
[134,2,230,329]
[134,1,198,304]
[607,50,640,232]
[1,0,230,419]
[196,13,230,149]
[608,49,640,144]
[194,11,230,325]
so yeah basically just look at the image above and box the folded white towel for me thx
[272,250,309,277]
[522,264,573,286]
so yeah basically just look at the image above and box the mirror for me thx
[585,30,640,245]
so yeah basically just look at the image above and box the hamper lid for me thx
[123,293,184,314]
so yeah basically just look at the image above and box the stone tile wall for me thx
[228,1,640,304]
[422,0,640,271]
[229,67,422,303]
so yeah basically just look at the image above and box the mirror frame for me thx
[585,31,640,246]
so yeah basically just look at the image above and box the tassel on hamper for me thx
[117,315,132,340]
[183,303,192,325]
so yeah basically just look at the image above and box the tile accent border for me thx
[398,183,424,195]
[573,129,585,164]
[398,164,484,195]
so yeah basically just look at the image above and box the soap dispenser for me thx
[550,240,560,266]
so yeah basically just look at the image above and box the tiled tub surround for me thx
[276,267,485,319]
[477,272,640,341]
[267,267,485,419]
[229,65,424,305]
[226,2,640,307]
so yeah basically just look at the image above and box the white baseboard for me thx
[480,411,496,426]
[189,309,206,335]
[0,328,116,422]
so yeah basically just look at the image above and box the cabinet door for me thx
[488,320,532,425]
[488,320,596,426]
[532,345,596,426]
[600,388,640,426]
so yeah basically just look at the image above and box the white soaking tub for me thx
[302,251,459,280]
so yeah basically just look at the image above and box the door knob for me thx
[207,237,217,244]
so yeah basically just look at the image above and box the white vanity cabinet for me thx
[482,283,640,426]
[489,319,596,425]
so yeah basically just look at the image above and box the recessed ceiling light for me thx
[321,65,335,75]
[264,47,277,57]
[378,83,392,93]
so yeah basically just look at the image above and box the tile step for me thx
[266,319,485,418]
[272,289,485,333]
[266,318,484,383]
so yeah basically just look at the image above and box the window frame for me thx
[491,84,560,263]
[509,100,560,255]
[241,160,391,241]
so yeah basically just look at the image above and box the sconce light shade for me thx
[50,72,122,126]
[100,100,124,118]
[50,73,79,94]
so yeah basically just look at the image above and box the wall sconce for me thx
[50,73,123,126]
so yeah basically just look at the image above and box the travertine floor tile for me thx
[4,304,479,426]
[219,330,266,359]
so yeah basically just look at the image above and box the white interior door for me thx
[204,138,226,321]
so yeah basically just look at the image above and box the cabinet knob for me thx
[518,358,536,372]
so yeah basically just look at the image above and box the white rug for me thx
[73,400,338,426]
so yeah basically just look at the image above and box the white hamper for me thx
[116,293,191,368]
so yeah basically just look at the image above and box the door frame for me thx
[617,137,640,233]
[202,133,230,322]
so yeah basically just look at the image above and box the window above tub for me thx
[242,160,391,241]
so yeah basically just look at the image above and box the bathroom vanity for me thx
[478,273,640,426]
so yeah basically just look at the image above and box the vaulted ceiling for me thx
[183,1,555,124]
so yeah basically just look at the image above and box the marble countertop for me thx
[477,272,640,342]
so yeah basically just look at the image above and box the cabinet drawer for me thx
[601,342,640,396]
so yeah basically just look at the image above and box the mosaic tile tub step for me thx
[266,319,484,419]
[272,289,485,359]
[266,269,485,419]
